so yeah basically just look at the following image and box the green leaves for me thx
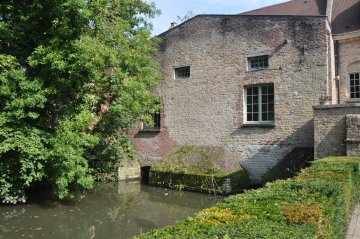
[47,111,98,199]
[0,55,48,203]
[0,0,161,202]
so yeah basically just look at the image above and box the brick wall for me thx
[345,114,360,156]
[132,15,331,182]
[314,104,360,159]
[337,37,360,103]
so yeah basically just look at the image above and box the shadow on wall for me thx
[315,114,347,159]
[228,119,314,183]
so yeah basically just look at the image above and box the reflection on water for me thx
[0,181,223,239]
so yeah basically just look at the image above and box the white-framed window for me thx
[349,73,360,99]
[175,66,190,79]
[248,55,269,71]
[245,84,274,123]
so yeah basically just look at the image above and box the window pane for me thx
[268,95,274,103]
[350,73,360,98]
[247,96,252,104]
[253,87,258,95]
[268,112,274,121]
[262,107,268,114]
[248,56,269,70]
[262,86,268,94]
[245,85,274,122]
[262,113,268,121]
[269,104,274,112]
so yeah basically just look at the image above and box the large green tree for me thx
[0,0,160,203]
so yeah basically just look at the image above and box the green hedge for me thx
[150,170,250,194]
[135,157,360,239]
[149,145,251,194]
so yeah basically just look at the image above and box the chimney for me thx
[169,22,177,29]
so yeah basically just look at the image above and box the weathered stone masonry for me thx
[314,33,360,159]
[337,37,360,103]
[132,15,332,182]
[314,104,360,159]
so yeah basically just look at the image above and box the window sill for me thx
[347,98,360,103]
[242,123,276,127]
[246,68,270,73]
[246,68,269,72]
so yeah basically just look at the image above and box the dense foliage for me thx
[0,0,160,203]
[136,157,360,239]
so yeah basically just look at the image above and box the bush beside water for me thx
[136,157,360,239]
[149,146,251,194]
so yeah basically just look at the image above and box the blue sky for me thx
[147,0,289,35]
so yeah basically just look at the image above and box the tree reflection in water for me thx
[0,181,222,239]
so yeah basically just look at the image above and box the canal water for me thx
[0,181,223,239]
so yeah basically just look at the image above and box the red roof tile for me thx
[331,0,360,35]
[240,0,360,35]
[240,0,327,16]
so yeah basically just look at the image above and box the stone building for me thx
[131,0,360,182]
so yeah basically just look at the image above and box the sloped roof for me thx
[241,0,327,16]
[332,0,360,35]
[240,0,360,35]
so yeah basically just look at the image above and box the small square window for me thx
[175,66,190,79]
[248,55,269,71]
[349,73,360,99]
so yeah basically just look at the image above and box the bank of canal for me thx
[0,181,222,239]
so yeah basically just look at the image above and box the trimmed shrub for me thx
[135,157,360,239]
[149,145,251,194]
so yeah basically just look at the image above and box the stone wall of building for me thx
[133,15,331,182]
[314,104,360,159]
[337,36,360,103]
[345,114,360,156]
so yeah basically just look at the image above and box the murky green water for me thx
[0,181,223,239]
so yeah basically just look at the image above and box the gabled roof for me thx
[241,0,327,16]
[240,0,360,35]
